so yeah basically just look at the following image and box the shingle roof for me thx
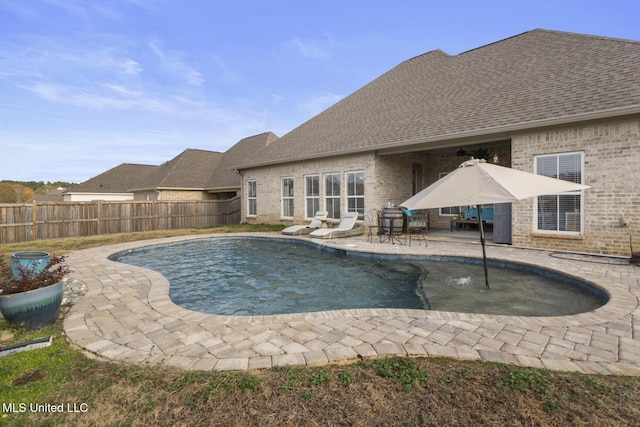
[27,189,67,202]
[239,29,640,168]
[131,149,224,190]
[66,163,158,193]
[207,132,279,190]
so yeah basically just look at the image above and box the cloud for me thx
[115,57,143,76]
[301,92,343,116]
[17,81,169,112]
[290,35,333,59]
[16,80,243,124]
[148,41,205,86]
[0,37,142,80]
[274,34,335,60]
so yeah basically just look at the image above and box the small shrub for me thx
[307,368,331,385]
[236,373,261,392]
[371,356,429,392]
[339,370,355,386]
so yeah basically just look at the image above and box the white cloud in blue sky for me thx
[0,0,638,182]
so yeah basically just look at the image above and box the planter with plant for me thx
[0,254,70,330]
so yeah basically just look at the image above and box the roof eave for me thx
[205,186,240,192]
[377,105,640,155]
[238,105,640,168]
[128,187,209,192]
[63,191,134,195]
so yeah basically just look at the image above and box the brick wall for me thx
[241,117,638,257]
[242,153,376,224]
[512,117,640,255]
[158,190,210,201]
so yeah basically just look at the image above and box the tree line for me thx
[0,180,77,203]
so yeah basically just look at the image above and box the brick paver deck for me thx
[63,233,640,375]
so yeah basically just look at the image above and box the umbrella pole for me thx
[478,206,490,289]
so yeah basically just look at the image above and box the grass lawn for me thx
[1,225,639,426]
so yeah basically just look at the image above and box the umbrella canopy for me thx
[400,158,590,289]
[401,158,590,211]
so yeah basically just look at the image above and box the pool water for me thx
[110,238,606,317]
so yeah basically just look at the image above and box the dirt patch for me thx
[12,370,45,386]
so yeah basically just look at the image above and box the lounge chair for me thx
[281,211,328,235]
[309,211,364,239]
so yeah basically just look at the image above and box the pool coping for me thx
[63,232,640,375]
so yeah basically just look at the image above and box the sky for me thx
[1,1,639,183]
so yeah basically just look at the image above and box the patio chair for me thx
[365,208,380,242]
[406,211,428,247]
[281,211,328,235]
[309,212,363,239]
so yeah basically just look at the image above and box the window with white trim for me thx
[535,152,584,233]
[438,172,462,216]
[281,177,294,218]
[324,173,341,219]
[305,175,320,219]
[247,180,257,216]
[346,171,365,220]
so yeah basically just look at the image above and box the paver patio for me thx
[63,232,640,375]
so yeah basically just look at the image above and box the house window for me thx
[324,173,341,219]
[282,177,294,218]
[412,163,423,195]
[535,152,584,233]
[438,172,462,216]
[305,175,320,219]
[247,180,257,216]
[346,171,365,220]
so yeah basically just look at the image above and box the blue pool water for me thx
[110,238,607,317]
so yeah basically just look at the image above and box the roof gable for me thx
[133,149,224,190]
[240,29,640,168]
[66,163,158,193]
[207,132,279,189]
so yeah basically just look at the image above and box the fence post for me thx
[32,201,38,241]
[151,201,156,231]
[193,200,197,228]
[97,201,101,235]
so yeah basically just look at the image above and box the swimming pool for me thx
[110,237,607,317]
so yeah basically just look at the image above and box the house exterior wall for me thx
[64,193,134,202]
[133,190,213,201]
[133,191,158,201]
[241,117,638,257]
[511,117,640,256]
[241,153,376,225]
[374,153,426,208]
[157,190,211,201]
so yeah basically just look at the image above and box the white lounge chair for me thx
[281,211,328,235]
[309,211,363,239]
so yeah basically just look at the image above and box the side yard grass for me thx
[1,226,639,426]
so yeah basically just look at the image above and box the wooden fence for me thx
[0,197,241,244]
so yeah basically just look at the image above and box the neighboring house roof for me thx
[65,163,158,194]
[130,149,224,191]
[207,132,279,191]
[26,188,67,202]
[239,29,640,168]
[67,134,276,197]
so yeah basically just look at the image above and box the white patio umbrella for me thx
[400,158,590,288]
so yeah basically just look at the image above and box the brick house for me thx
[236,29,640,256]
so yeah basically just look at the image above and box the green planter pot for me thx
[0,281,63,330]
[10,251,51,279]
